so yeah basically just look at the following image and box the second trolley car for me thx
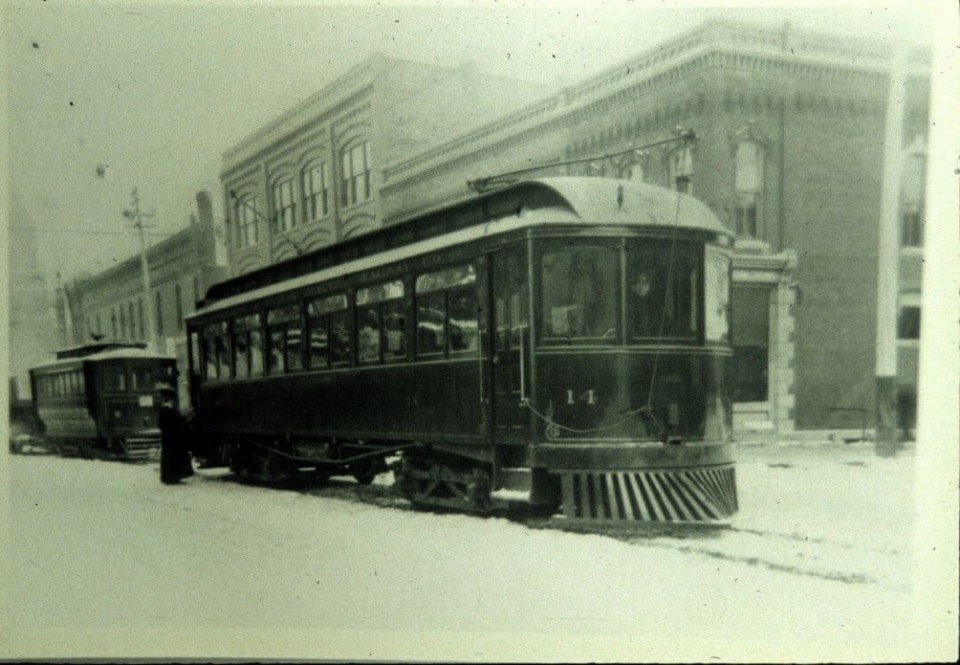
[28,341,178,460]
[187,177,736,522]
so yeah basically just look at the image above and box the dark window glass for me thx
[416,292,445,358]
[382,301,405,361]
[897,306,921,340]
[306,294,346,370]
[329,310,352,367]
[357,307,381,364]
[541,244,618,342]
[131,366,155,392]
[204,335,218,382]
[249,330,264,377]
[448,290,479,354]
[286,323,303,371]
[104,366,126,392]
[216,334,232,380]
[494,248,528,353]
[356,281,404,364]
[627,241,700,341]
[268,328,285,374]
[233,331,249,378]
[308,320,329,369]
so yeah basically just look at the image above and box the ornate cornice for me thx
[223,55,381,164]
[222,90,372,181]
[381,19,929,195]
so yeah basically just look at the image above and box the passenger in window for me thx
[632,271,663,337]
[358,309,380,362]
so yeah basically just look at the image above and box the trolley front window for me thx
[626,240,700,342]
[131,366,156,392]
[540,242,618,344]
[103,366,127,392]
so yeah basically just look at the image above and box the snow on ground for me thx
[0,441,949,662]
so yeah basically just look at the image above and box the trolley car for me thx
[187,177,736,522]
[28,341,178,460]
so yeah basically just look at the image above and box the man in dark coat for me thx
[159,386,193,484]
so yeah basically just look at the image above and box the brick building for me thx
[62,191,227,401]
[220,21,929,434]
[220,54,553,274]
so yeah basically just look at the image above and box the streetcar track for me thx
[195,470,905,589]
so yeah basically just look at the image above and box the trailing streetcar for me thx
[27,341,178,460]
[187,177,737,522]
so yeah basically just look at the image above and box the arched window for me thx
[735,141,763,238]
[234,194,259,248]
[340,141,372,207]
[301,161,330,223]
[271,178,296,232]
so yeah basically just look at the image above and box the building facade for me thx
[220,54,553,275]
[62,191,227,402]
[220,21,928,435]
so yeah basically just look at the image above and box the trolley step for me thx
[122,437,161,459]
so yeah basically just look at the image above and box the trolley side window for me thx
[704,245,731,343]
[540,242,619,344]
[232,314,263,379]
[266,304,303,375]
[415,263,479,358]
[626,241,700,341]
[306,293,348,370]
[202,321,229,382]
[356,280,405,364]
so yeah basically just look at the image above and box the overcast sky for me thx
[2,1,940,284]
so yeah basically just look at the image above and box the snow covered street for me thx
[0,442,948,662]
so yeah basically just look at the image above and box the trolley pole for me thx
[874,46,907,458]
[123,188,157,352]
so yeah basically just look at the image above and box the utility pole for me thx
[122,188,157,351]
[874,46,908,457]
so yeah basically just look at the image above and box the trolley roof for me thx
[30,343,176,372]
[193,178,731,320]
[53,340,148,359]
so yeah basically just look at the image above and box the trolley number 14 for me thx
[566,389,597,405]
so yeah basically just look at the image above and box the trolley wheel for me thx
[353,469,377,486]
[351,458,385,486]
